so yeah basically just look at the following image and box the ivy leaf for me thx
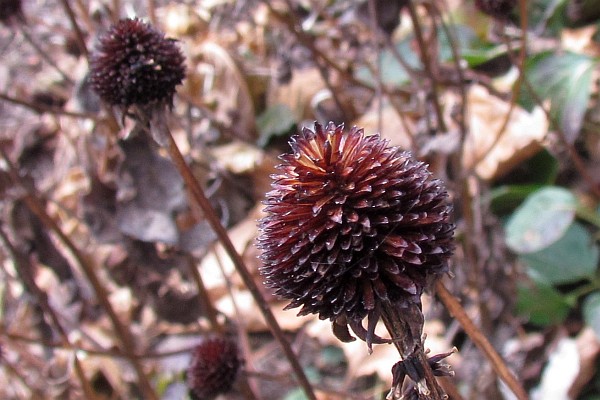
[256,104,297,147]
[517,282,571,326]
[505,186,577,253]
[521,222,599,285]
[583,291,600,341]
[523,51,598,142]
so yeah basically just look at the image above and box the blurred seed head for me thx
[258,122,454,345]
[89,18,185,108]
[0,0,24,26]
[187,336,241,400]
[474,0,517,19]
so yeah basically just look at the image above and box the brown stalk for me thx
[405,1,447,133]
[435,280,528,400]
[58,0,88,59]
[0,92,100,120]
[0,150,158,400]
[263,0,412,100]
[184,255,222,332]
[158,122,317,400]
[18,27,75,85]
[469,0,529,170]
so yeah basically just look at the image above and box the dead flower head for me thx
[89,18,185,108]
[187,336,241,400]
[258,122,454,348]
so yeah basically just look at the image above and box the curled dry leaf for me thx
[353,98,415,151]
[269,67,327,120]
[462,85,549,180]
[186,41,257,140]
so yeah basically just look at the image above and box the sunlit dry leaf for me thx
[569,327,600,398]
[462,85,548,180]
[269,68,327,120]
[561,26,599,54]
[159,4,209,38]
[353,98,415,150]
[532,337,579,400]
[194,42,257,140]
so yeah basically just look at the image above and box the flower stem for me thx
[161,125,317,400]
[436,280,528,400]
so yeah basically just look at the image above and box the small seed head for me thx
[0,0,24,26]
[89,18,185,108]
[475,0,517,19]
[187,337,241,400]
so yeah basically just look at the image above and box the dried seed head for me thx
[187,337,241,400]
[0,0,24,26]
[258,122,454,346]
[475,0,517,19]
[89,18,185,108]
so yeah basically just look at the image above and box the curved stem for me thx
[435,280,528,400]
[161,125,317,400]
[406,1,447,133]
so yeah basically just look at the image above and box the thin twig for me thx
[429,1,467,139]
[435,280,528,400]
[185,255,222,332]
[162,125,317,400]
[405,1,447,133]
[59,0,89,59]
[469,3,529,170]
[146,0,157,26]
[282,0,351,122]
[19,27,75,85]
[0,92,100,120]
[1,330,208,359]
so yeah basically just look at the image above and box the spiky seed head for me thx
[187,337,241,400]
[89,18,185,108]
[258,122,454,343]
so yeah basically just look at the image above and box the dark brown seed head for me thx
[0,0,24,26]
[89,18,185,108]
[187,337,241,400]
[258,122,454,341]
[475,0,517,19]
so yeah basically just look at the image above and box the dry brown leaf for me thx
[353,98,415,151]
[193,41,257,140]
[462,85,548,180]
[269,67,327,120]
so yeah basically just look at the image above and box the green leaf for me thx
[521,222,599,285]
[355,37,420,86]
[517,281,571,326]
[284,389,308,400]
[583,291,600,340]
[523,51,598,142]
[490,184,544,216]
[256,104,297,147]
[505,186,577,253]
